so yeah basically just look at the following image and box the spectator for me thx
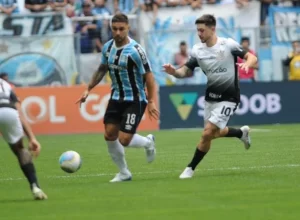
[65,0,83,17]
[92,0,111,51]
[92,0,110,16]
[174,41,189,67]
[166,0,188,7]
[292,0,300,6]
[283,41,300,81]
[0,73,15,88]
[237,37,258,82]
[260,0,273,26]
[0,0,18,15]
[114,0,139,14]
[188,0,201,9]
[25,0,48,12]
[140,0,162,25]
[173,41,195,85]
[76,1,100,53]
[236,0,249,8]
[49,0,67,11]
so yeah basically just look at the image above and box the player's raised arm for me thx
[229,38,258,72]
[162,64,194,78]
[242,52,258,69]
[163,51,198,78]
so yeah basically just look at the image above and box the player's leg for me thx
[212,102,251,149]
[118,101,156,163]
[9,139,47,200]
[179,121,219,179]
[103,100,132,182]
[0,108,46,200]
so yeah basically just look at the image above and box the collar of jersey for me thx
[113,37,133,50]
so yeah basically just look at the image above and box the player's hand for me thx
[29,138,41,158]
[75,90,89,107]
[162,64,176,75]
[237,62,250,73]
[148,102,160,121]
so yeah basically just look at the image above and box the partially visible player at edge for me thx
[0,78,47,199]
[76,13,159,182]
[163,14,258,179]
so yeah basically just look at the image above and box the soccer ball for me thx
[59,151,82,173]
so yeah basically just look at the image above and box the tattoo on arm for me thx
[175,66,193,78]
[185,67,193,77]
[88,64,108,91]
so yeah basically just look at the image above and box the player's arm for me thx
[164,65,194,78]
[229,38,258,70]
[144,72,156,103]
[11,92,36,141]
[87,64,108,92]
[243,52,258,69]
[133,44,159,119]
[11,91,41,156]
[163,50,198,78]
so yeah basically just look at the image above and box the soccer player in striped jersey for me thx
[77,13,159,183]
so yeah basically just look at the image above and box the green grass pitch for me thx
[1,124,300,220]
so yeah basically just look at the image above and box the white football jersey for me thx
[185,37,247,103]
[0,78,18,107]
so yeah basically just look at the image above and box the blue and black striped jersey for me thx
[101,37,152,102]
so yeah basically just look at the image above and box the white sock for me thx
[106,140,129,174]
[127,134,150,149]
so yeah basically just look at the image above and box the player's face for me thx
[112,22,129,44]
[196,24,215,43]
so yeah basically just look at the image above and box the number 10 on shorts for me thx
[221,106,232,116]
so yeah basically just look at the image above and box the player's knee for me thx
[12,146,32,165]
[202,129,214,141]
[104,133,118,141]
[119,136,132,146]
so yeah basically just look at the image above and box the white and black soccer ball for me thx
[59,151,82,173]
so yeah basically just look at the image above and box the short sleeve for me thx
[185,48,199,71]
[228,38,247,59]
[132,44,152,75]
[10,90,20,103]
[101,41,111,64]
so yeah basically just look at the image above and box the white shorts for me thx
[0,108,23,144]
[204,101,238,129]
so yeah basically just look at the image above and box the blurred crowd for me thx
[0,0,299,53]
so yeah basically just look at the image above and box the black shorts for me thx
[104,100,147,134]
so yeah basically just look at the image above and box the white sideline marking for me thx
[0,164,299,182]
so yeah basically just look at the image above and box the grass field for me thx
[1,124,300,220]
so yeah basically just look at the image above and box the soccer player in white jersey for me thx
[0,78,47,199]
[163,14,258,179]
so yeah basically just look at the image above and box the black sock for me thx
[187,148,207,170]
[20,163,39,189]
[225,127,243,138]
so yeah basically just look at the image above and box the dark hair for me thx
[180,41,186,46]
[112,13,129,24]
[0,73,7,78]
[195,14,216,27]
[241,37,250,43]
[292,40,300,44]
